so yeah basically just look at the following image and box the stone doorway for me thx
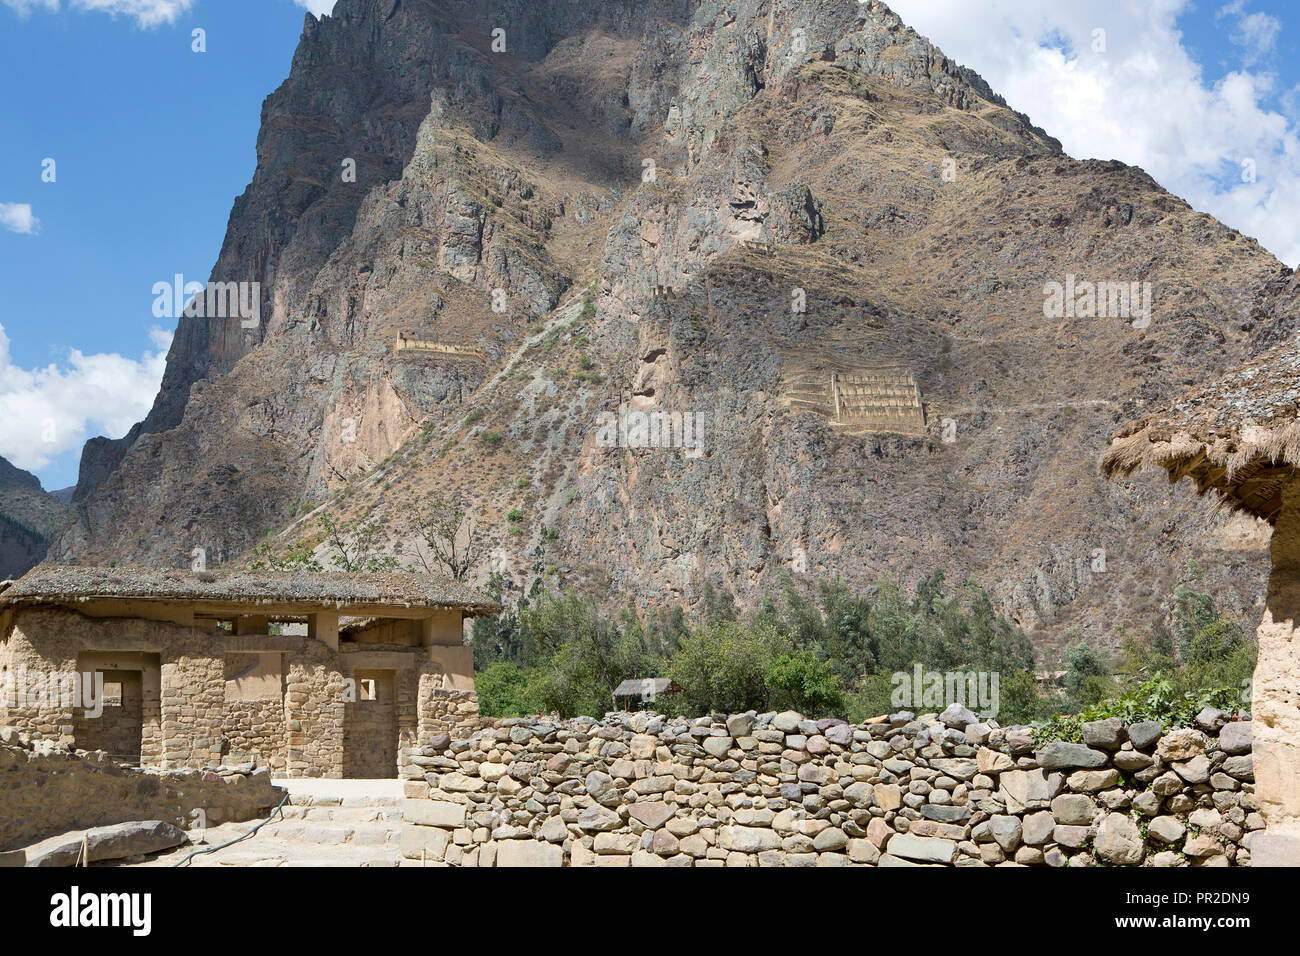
[344,669,397,778]
[74,669,144,765]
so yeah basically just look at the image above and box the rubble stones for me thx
[397,708,1258,867]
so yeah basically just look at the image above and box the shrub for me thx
[765,651,844,715]
[670,620,791,714]
[475,661,543,717]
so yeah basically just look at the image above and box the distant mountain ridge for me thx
[0,456,67,579]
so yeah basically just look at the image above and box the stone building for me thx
[1102,338,1300,866]
[0,565,498,778]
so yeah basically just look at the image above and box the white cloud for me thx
[0,323,171,472]
[889,0,1300,267]
[1219,1,1281,66]
[294,0,335,16]
[0,204,38,235]
[2,0,58,14]
[2,0,193,28]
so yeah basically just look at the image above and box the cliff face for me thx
[0,457,66,579]
[56,0,1288,650]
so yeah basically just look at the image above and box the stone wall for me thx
[1,608,223,769]
[3,607,489,778]
[223,698,287,772]
[400,705,1258,867]
[418,685,485,741]
[0,730,281,851]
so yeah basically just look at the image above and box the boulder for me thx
[578,805,622,832]
[1035,741,1108,769]
[1146,816,1185,845]
[1051,794,1097,826]
[496,841,563,867]
[725,713,756,737]
[1126,720,1162,751]
[25,821,188,867]
[887,834,958,864]
[1195,707,1229,733]
[987,815,1023,852]
[939,702,978,729]
[1157,727,1208,762]
[1022,810,1056,846]
[1172,754,1211,785]
[1080,718,1126,750]
[1218,721,1252,756]
[1094,813,1144,865]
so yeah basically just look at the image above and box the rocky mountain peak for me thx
[53,0,1285,652]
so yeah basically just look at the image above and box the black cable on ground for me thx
[170,788,291,868]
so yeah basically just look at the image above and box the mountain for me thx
[0,456,68,579]
[54,0,1291,656]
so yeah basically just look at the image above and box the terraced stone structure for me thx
[0,565,497,778]
[401,705,1258,866]
[781,364,926,436]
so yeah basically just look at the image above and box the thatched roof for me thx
[0,565,501,616]
[613,678,680,697]
[1102,336,1300,522]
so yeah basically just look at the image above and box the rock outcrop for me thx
[55,0,1289,649]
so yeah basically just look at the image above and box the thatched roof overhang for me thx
[0,565,501,618]
[1102,336,1300,523]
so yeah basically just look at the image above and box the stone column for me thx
[1253,476,1300,865]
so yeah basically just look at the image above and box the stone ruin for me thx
[781,366,926,437]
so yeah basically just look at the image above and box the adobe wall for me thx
[0,731,281,851]
[401,707,1258,867]
[1251,477,1300,865]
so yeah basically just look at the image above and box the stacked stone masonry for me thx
[1,608,484,778]
[401,704,1258,867]
[0,729,280,851]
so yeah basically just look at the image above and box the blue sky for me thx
[2,0,1300,492]
[0,0,319,490]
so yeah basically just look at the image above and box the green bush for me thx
[670,620,791,714]
[475,661,543,717]
[765,651,844,715]
[1033,675,1245,745]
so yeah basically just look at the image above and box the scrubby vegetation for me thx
[470,565,1255,732]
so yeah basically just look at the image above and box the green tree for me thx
[671,620,791,714]
[475,661,542,717]
[1063,639,1111,707]
[524,593,655,716]
[765,651,844,715]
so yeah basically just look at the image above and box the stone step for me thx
[283,794,403,809]
[260,821,400,847]
[203,841,401,867]
[140,832,404,867]
[278,805,403,823]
